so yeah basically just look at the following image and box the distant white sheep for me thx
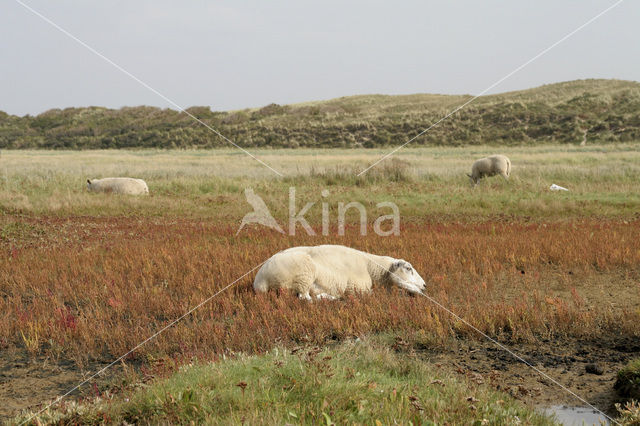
[467,155,511,185]
[253,245,426,300]
[86,177,149,195]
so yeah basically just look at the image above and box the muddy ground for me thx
[0,352,116,421]
[415,336,640,418]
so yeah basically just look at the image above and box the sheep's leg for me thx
[291,267,315,302]
[315,293,336,300]
[277,253,316,301]
[298,292,312,301]
[310,282,331,298]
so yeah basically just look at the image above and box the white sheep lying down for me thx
[86,177,149,195]
[253,245,426,300]
[467,155,511,185]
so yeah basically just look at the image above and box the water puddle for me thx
[542,405,610,425]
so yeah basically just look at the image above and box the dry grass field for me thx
[1,145,639,424]
[2,144,640,218]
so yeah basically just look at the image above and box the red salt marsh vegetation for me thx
[2,216,638,365]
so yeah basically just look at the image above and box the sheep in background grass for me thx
[467,155,511,186]
[253,245,426,300]
[86,177,149,195]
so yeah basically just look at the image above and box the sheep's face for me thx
[86,179,94,191]
[388,260,426,295]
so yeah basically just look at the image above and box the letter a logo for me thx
[236,188,284,235]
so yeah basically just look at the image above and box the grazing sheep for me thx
[253,245,426,300]
[467,155,511,185]
[86,177,149,195]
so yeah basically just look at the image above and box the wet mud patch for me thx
[0,351,117,421]
[414,337,640,418]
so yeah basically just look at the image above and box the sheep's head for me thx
[466,173,477,186]
[388,260,426,295]
[86,179,93,191]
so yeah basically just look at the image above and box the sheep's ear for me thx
[466,173,471,178]
[87,179,91,184]
[389,261,403,273]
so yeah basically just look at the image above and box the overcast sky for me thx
[1,0,638,116]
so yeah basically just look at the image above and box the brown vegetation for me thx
[1,216,638,367]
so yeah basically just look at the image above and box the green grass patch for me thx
[615,358,640,400]
[16,340,555,425]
